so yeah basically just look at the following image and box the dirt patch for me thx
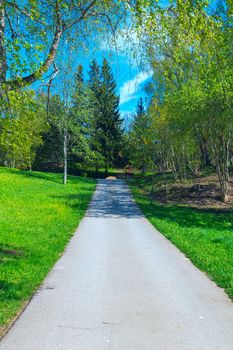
[151,175,233,209]
[0,249,23,256]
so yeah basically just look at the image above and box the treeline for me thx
[0,59,124,182]
[128,2,233,202]
[0,1,232,202]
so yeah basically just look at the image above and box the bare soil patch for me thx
[152,175,233,209]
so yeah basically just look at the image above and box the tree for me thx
[141,0,233,201]
[129,98,154,173]
[136,97,145,116]
[0,0,135,94]
[88,60,104,171]
[89,58,123,173]
[70,64,95,168]
[0,91,47,169]
[48,95,75,184]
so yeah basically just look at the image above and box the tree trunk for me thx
[105,161,108,175]
[95,163,98,175]
[28,154,32,171]
[211,131,231,203]
[0,1,6,93]
[63,129,68,185]
[194,125,211,167]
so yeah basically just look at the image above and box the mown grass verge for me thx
[0,167,96,330]
[129,177,233,300]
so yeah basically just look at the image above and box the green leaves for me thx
[0,91,47,169]
[133,0,233,197]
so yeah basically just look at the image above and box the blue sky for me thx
[90,48,153,117]
[52,29,153,119]
[35,34,152,121]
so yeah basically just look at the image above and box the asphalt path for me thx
[1,179,233,350]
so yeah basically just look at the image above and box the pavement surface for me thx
[1,179,233,350]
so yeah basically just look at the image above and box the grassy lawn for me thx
[0,167,96,330]
[129,177,233,300]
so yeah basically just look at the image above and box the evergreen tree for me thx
[136,97,145,117]
[88,60,104,171]
[89,58,123,173]
[76,64,84,84]
[70,65,94,167]
[129,98,154,173]
[89,60,101,93]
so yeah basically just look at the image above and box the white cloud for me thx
[119,71,153,105]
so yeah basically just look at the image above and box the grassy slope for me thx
[129,178,233,300]
[0,168,96,328]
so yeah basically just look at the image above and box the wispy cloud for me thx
[119,71,153,105]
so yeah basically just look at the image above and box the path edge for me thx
[0,181,98,341]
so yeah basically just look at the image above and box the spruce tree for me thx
[89,60,101,94]
[88,60,104,171]
[70,65,94,166]
[89,58,123,173]
[136,97,145,117]
[129,98,153,173]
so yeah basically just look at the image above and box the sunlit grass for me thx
[0,167,96,328]
[129,178,233,300]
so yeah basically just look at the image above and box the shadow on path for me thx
[86,179,143,219]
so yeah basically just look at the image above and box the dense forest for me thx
[0,0,232,201]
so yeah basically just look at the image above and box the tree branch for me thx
[6,1,63,89]
[5,0,46,26]
[42,62,59,117]
[63,0,98,31]
[5,8,16,38]
[5,0,99,90]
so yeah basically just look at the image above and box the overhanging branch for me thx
[4,0,98,90]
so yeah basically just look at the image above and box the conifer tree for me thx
[88,60,104,171]
[89,58,123,173]
[70,65,94,167]
[129,98,154,173]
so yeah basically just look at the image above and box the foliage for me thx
[0,91,47,169]
[0,0,129,90]
[71,64,96,166]
[136,0,233,202]
[89,58,123,172]
[128,98,155,172]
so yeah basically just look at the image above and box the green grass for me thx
[129,178,233,300]
[0,167,96,328]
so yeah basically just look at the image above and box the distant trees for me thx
[89,59,123,173]
[0,91,47,169]
[128,98,154,173]
[0,58,123,181]
[0,0,232,201]
[133,0,233,202]
[36,64,95,184]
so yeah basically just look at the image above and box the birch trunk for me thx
[63,129,68,185]
[0,1,6,91]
